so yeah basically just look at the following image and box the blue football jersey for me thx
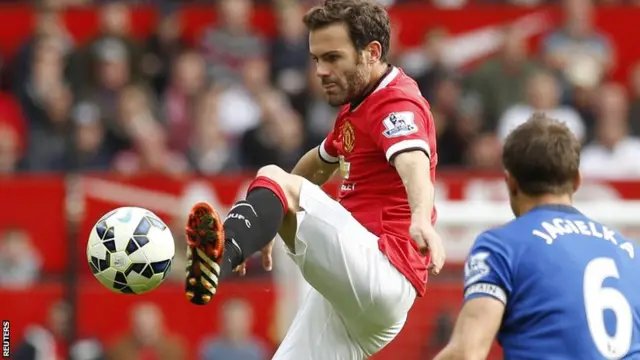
[464,204,640,360]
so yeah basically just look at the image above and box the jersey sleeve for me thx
[317,129,340,164]
[367,94,433,163]
[463,231,514,305]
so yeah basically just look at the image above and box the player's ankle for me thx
[219,240,243,278]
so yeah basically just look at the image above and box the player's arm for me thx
[368,94,434,219]
[367,93,443,265]
[291,138,339,186]
[394,150,444,266]
[433,298,504,360]
[394,151,434,225]
[434,232,513,360]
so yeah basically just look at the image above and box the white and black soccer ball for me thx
[87,207,175,294]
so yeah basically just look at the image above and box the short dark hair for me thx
[502,113,581,196]
[303,0,391,62]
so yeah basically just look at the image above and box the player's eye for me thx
[326,54,340,62]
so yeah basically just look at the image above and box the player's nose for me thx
[315,63,331,78]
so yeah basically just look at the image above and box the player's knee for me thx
[256,165,286,181]
[256,165,302,211]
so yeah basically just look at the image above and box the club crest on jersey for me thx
[464,252,491,286]
[382,112,417,138]
[342,121,355,154]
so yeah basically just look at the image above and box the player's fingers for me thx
[431,251,445,274]
[414,235,429,255]
[233,263,247,276]
[262,241,274,271]
[419,240,429,254]
[262,252,273,271]
[426,247,443,274]
[427,263,438,275]
[428,261,441,275]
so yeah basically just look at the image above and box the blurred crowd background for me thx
[0,0,638,178]
[2,0,640,359]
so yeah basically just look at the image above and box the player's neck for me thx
[370,62,390,84]
[517,194,573,216]
[349,63,391,110]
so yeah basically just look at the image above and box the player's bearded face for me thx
[321,53,369,106]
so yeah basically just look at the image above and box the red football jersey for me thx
[318,67,437,297]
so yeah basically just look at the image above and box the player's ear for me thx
[364,41,382,64]
[505,171,518,197]
[572,172,582,193]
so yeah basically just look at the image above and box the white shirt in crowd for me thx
[581,137,640,180]
[497,105,586,143]
[217,86,261,139]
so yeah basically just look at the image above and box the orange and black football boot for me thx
[184,202,225,305]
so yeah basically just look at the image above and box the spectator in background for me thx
[0,228,41,288]
[0,124,22,173]
[424,309,455,358]
[627,61,640,135]
[542,0,613,99]
[498,69,585,142]
[164,50,207,153]
[406,27,454,102]
[74,1,141,93]
[304,64,338,147]
[24,81,73,171]
[240,89,305,171]
[19,35,68,128]
[199,298,268,360]
[437,89,484,167]
[217,57,271,140]
[200,0,265,84]
[112,85,188,175]
[432,75,467,167]
[142,9,186,98]
[17,34,73,171]
[465,133,502,170]
[12,6,73,95]
[68,103,112,171]
[0,92,27,152]
[467,26,540,132]
[270,2,309,115]
[14,301,107,360]
[109,303,186,360]
[83,39,135,154]
[581,83,640,179]
[187,86,242,174]
[0,49,5,90]
[565,66,600,142]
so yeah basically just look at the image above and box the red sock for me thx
[247,176,289,213]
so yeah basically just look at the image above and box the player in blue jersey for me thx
[434,113,640,360]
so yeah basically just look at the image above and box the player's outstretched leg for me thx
[184,165,298,305]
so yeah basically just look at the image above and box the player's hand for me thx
[409,218,445,275]
[233,239,274,276]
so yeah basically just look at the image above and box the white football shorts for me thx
[272,179,416,360]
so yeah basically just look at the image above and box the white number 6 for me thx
[584,257,632,359]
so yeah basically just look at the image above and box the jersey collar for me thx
[348,65,398,111]
[530,204,582,214]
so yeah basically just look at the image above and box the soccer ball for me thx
[87,207,175,294]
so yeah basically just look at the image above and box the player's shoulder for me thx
[473,212,544,251]
[367,68,428,108]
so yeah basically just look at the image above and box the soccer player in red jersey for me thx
[184,0,445,358]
